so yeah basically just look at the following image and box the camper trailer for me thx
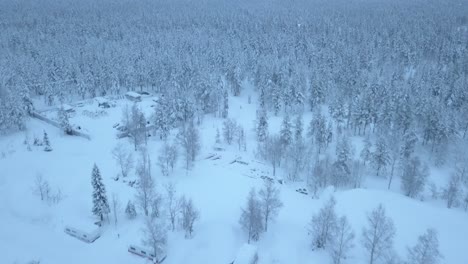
[64,226,101,243]
[128,245,156,261]
[128,245,166,263]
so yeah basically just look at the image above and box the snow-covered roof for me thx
[125,91,142,98]
[61,104,74,112]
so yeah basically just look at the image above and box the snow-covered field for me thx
[1,93,467,264]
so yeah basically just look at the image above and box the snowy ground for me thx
[1,93,467,264]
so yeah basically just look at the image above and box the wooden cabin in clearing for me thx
[125,91,142,102]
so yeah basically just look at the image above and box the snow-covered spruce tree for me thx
[153,96,171,141]
[309,80,325,112]
[91,164,110,222]
[112,143,134,178]
[280,113,293,149]
[43,131,52,152]
[239,188,263,243]
[401,157,429,198]
[180,196,200,238]
[222,89,229,118]
[329,97,346,132]
[372,137,390,177]
[0,87,27,133]
[294,114,304,143]
[329,216,355,264]
[178,120,201,170]
[142,217,167,262]
[259,180,283,231]
[227,67,241,96]
[258,85,267,111]
[360,136,372,167]
[282,83,294,113]
[326,121,333,148]
[256,110,269,143]
[406,228,442,264]
[272,85,282,116]
[125,200,137,219]
[307,109,328,154]
[57,105,72,135]
[309,197,338,250]
[400,129,418,159]
[331,136,353,188]
[361,204,395,264]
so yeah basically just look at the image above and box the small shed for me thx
[125,91,142,102]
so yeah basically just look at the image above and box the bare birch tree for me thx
[239,188,263,243]
[142,217,167,262]
[361,204,396,264]
[180,196,200,238]
[309,197,338,250]
[259,180,283,231]
[329,216,355,264]
[112,143,134,178]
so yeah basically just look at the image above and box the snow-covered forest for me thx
[0,0,467,263]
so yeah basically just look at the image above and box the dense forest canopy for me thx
[0,0,467,156]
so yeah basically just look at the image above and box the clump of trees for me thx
[307,200,443,264]
[32,174,63,205]
[239,181,283,243]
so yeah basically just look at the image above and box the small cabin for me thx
[125,91,142,102]
[64,226,101,243]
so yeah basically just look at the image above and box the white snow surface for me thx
[1,93,467,264]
